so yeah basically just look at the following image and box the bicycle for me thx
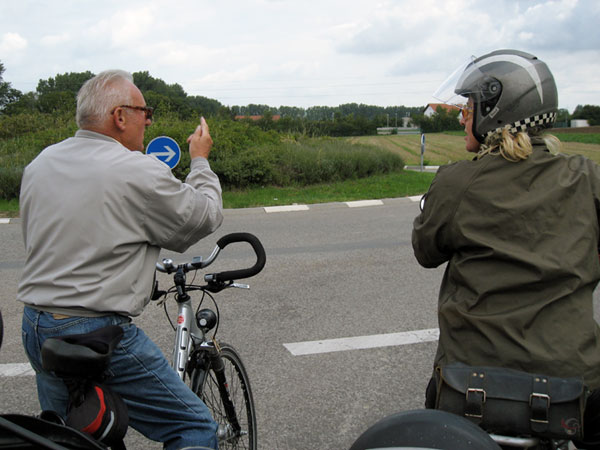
[0,232,265,450]
[153,231,266,450]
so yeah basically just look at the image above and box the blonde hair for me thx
[476,128,561,161]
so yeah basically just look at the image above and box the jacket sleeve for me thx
[141,156,223,253]
[412,165,459,268]
[585,157,600,249]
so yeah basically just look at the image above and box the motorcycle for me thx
[349,408,573,450]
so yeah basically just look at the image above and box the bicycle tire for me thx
[190,343,257,450]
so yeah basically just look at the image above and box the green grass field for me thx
[350,132,600,166]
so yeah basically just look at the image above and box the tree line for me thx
[1,62,599,136]
[0,62,425,136]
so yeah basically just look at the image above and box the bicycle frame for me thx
[172,296,200,380]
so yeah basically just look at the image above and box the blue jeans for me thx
[22,306,218,450]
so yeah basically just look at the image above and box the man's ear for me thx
[112,107,127,131]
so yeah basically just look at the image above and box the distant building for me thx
[376,127,420,135]
[571,119,590,128]
[376,114,419,135]
[423,103,460,118]
[234,114,281,121]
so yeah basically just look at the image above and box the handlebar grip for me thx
[210,232,266,282]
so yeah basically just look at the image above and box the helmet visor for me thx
[433,58,474,106]
[433,56,502,106]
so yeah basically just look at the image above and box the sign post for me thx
[146,136,181,169]
[420,133,426,172]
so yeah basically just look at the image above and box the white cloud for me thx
[0,33,27,53]
[191,65,262,85]
[40,33,71,47]
[87,6,157,49]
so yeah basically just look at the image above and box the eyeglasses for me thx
[458,104,474,121]
[111,105,154,120]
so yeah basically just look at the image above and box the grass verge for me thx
[222,170,435,208]
[0,198,19,218]
[0,171,436,216]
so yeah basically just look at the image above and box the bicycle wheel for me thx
[191,343,257,450]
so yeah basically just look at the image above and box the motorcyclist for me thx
[412,49,600,448]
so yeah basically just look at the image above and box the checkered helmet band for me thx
[485,112,557,139]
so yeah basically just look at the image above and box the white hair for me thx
[76,70,134,128]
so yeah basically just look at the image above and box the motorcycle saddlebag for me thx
[435,362,587,440]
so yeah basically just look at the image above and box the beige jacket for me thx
[18,130,223,317]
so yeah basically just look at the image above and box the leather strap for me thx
[530,376,550,433]
[465,370,486,422]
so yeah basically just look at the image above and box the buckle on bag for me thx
[465,388,486,418]
[529,393,550,424]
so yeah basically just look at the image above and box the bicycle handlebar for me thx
[205,232,266,283]
[155,232,266,285]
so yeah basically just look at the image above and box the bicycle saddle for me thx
[41,325,124,378]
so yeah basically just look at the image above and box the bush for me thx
[0,113,406,199]
[0,166,23,200]
[212,144,278,187]
[0,112,74,139]
[269,138,405,187]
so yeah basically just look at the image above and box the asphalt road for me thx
[1,198,598,449]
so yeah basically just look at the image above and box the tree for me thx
[35,71,94,114]
[187,95,223,117]
[411,106,462,133]
[36,71,94,96]
[572,105,600,126]
[555,108,570,128]
[3,91,36,114]
[0,62,23,113]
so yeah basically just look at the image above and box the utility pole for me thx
[420,133,426,172]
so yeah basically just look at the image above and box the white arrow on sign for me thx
[151,145,176,162]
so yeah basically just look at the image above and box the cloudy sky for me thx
[1,0,599,112]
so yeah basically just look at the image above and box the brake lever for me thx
[204,280,250,293]
[204,280,229,293]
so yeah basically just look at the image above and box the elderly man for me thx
[18,70,222,449]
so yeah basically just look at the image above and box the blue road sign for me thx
[146,136,181,169]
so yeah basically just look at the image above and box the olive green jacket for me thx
[412,142,600,389]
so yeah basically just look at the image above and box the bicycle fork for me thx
[192,342,244,444]
[173,301,244,442]
[206,343,243,437]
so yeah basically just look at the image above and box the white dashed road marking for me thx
[264,205,310,213]
[0,363,35,377]
[345,200,384,208]
[284,328,439,356]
